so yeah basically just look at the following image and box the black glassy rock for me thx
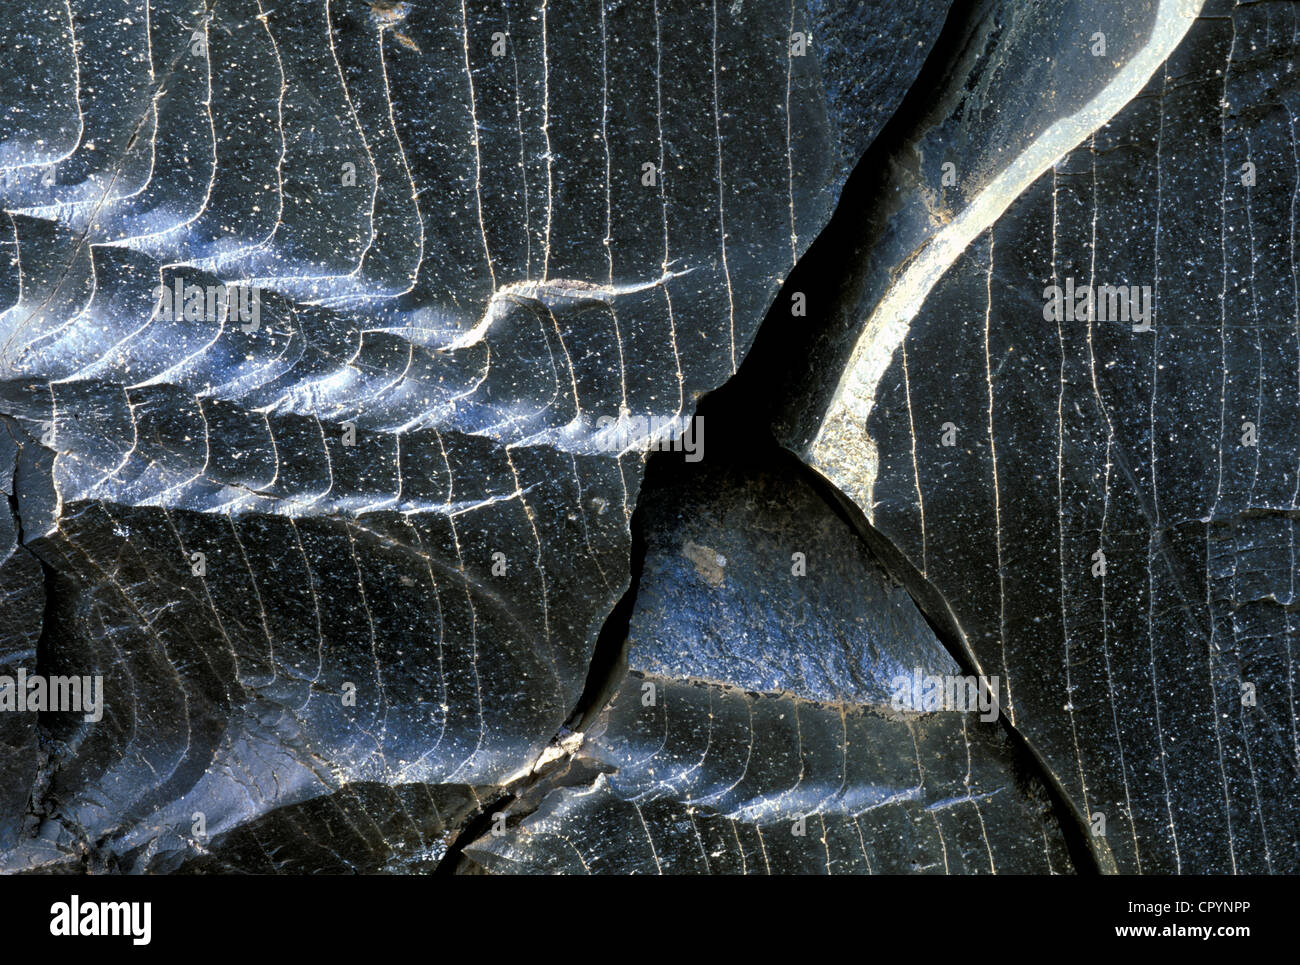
[0,0,948,872]
[765,0,1299,873]
[464,451,1076,874]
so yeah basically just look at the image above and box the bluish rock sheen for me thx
[0,0,950,872]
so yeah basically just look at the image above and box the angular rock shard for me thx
[464,453,1075,874]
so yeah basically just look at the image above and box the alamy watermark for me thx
[1043,276,1152,332]
[594,413,703,462]
[154,276,262,332]
[50,896,150,945]
[0,670,103,722]
[890,668,1000,722]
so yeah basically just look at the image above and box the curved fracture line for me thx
[810,0,1204,516]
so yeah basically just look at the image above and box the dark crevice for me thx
[632,0,1105,873]
[437,469,655,871]
[728,0,1000,441]
[453,0,999,826]
[433,791,514,875]
[563,482,649,734]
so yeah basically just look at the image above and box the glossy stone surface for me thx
[0,0,952,872]
[768,0,1300,873]
[466,453,1074,874]
[5,0,1292,877]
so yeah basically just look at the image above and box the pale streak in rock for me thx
[808,0,1205,520]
